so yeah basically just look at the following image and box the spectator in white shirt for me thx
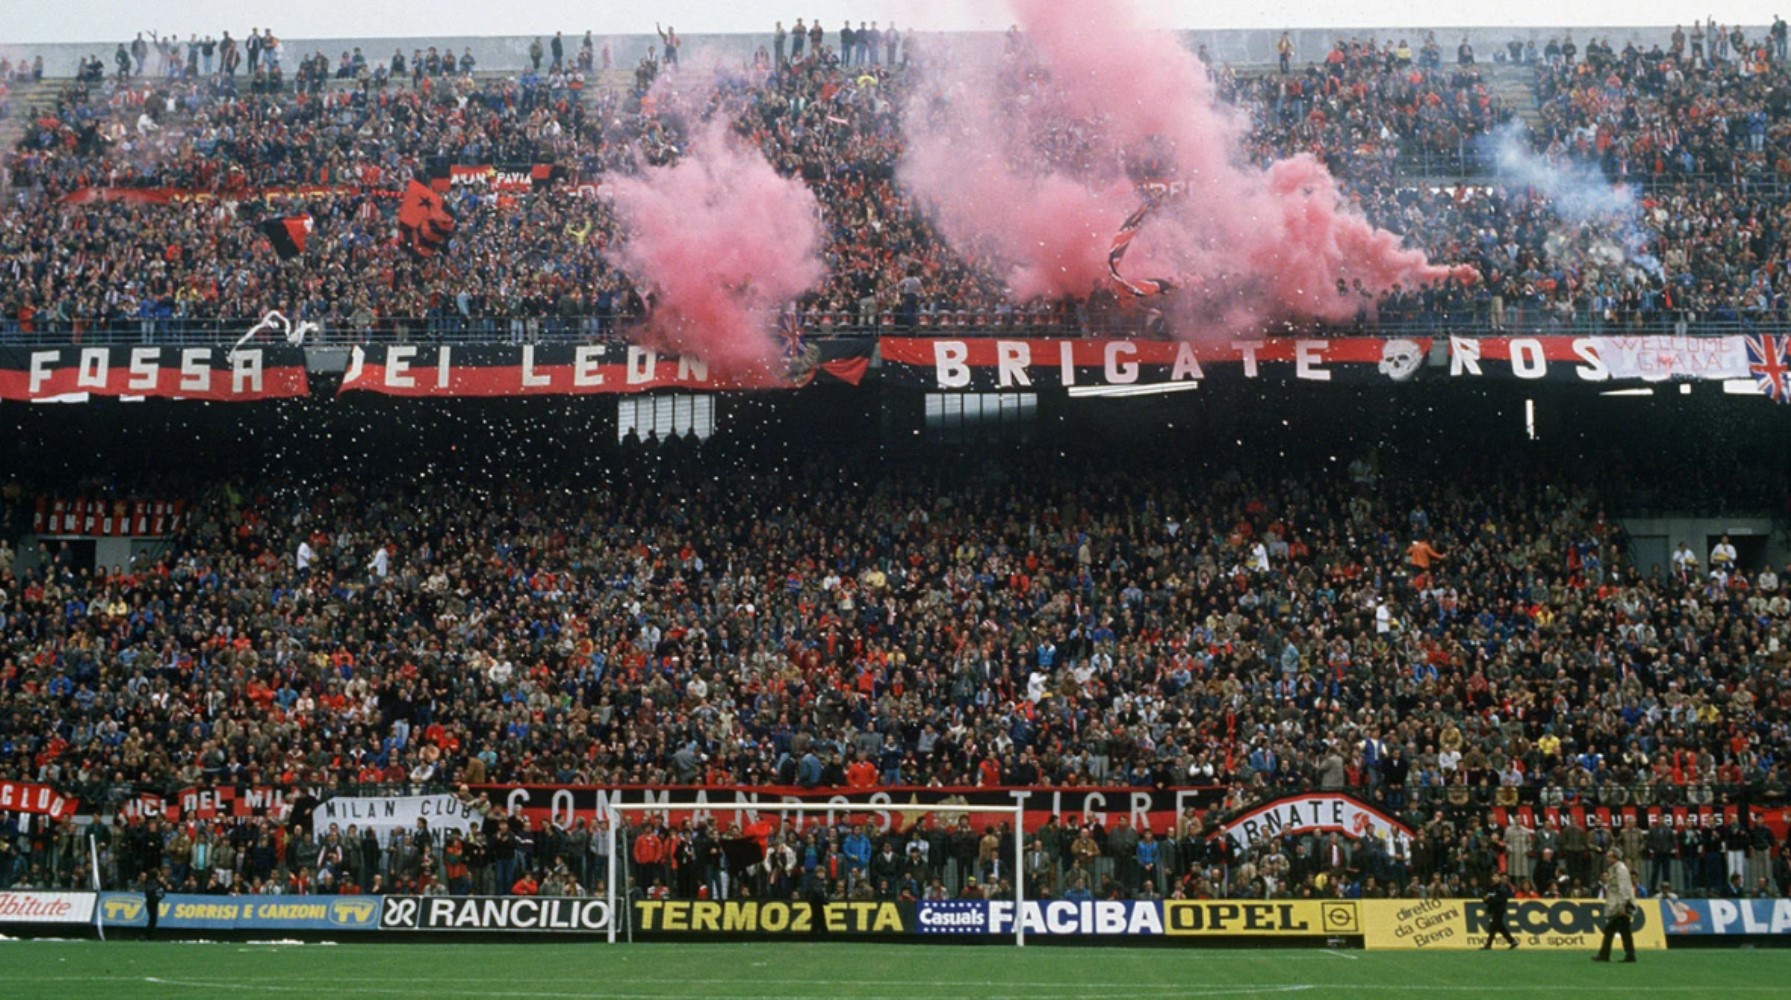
[1710,535,1738,569]
[368,544,390,578]
[296,539,315,573]
[1671,542,1698,579]
[1249,540,1270,573]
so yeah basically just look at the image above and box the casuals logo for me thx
[915,900,989,935]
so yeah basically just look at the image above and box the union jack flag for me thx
[1746,334,1791,403]
[778,308,804,359]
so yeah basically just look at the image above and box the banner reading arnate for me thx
[1218,793,1413,849]
[1360,898,1665,951]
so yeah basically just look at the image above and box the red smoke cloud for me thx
[900,1,1475,333]
[606,122,824,377]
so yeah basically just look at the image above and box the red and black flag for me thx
[1107,203,1176,298]
[398,179,456,257]
[257,214,313,260]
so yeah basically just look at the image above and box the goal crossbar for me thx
[603,800,1026,945]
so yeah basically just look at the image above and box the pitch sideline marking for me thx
[138,977,1316,999]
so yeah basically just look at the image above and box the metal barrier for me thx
[0,312,1779,347]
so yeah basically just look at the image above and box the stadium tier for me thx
[1,10,1790,966]
[4,18,1791,342]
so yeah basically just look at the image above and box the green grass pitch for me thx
[3,940,1782,999]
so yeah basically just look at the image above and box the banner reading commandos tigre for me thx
[466,784,1228,834]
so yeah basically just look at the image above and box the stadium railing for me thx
[28,778,1787,827]
[0,313,1777,347]
[8,780,1780,893]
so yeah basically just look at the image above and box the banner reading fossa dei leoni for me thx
[0,347,308,402]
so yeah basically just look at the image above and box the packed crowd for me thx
[8,21,1791,338]
[0,441,1787,899]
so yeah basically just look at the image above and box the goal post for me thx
[603,800,1027,945]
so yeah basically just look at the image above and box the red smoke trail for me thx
[606,122,825,378]
[900,1,1476,334]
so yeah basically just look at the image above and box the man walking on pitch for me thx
[1480,871,1518,949]
[1593,848,1637,963]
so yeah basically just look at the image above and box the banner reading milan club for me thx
[1490,801,1791,844]
[339,343,873,397]
[0,781,78,820]
[879,335,1775,391]
[34,498,188,538]
[468,784,1228,834]
[0,347,309,402]
[314,793,482,835]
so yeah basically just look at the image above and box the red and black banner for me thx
[33,498,189,538]
[880,335,1767,391]
[56,182,363,206]
[339,342,874,397]
[256,214,312,259]
[427,160,572,194]
[115,785,290,824]
[880,336,1430,390]
[0,347,309,403]
[0,781,78,820]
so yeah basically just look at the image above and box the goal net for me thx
[602,799,1026,944]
